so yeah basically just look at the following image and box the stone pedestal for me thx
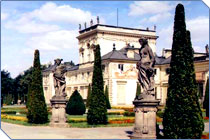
[130,99,159,139]
[50,97,69,127]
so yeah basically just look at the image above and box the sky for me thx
[1,1,209,78]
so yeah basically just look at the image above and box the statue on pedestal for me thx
[50,58,68,127]
[136,38,155,100]
[52,58,67,98]
[130,38,159,139]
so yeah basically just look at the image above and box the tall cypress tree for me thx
[87,45,108,125]
[163,4,204,139]
[136,83,141,98]
[27,50,48,124]
[203,78,209,117]
[86,84,92,108]
[105,85,111,109]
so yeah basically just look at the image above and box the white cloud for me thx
[25,30,78,53]
[148,13,172,23]
[4,2,101,34]
[157,16,209,55]
[5,19,60,34]
[129,1,173,16]
[139,12,172,24]
[1,13,9,21]
[157,25,173,54]
[28,2,95,24]
[186,16,209,44]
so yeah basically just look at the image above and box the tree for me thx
[87,45,108,125]
[86,84,92,108]
[66,90,86,115]
[163,4,204,139]
[27,50,48,124]
[1,70,15,105]
[105,85,111,109]
[203,78,209,117]
[136,82,141,98]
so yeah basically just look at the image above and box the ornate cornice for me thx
[77,29,158,41]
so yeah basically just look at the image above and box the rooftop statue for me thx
[97,16,99,24]
[52,58,67,98]
[90,19,93,26]
[136,38,155,100]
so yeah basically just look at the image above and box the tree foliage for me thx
[105,85,111,109]
[203,78,209,117]
[27,50,48,124]
[136,82,141,98]
[87,45,108,125]
[86,84,92,108]
[1,70,15,105]
[163,4,204,139]
[66,90,86,115]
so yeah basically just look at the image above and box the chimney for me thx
[162,48,165,57]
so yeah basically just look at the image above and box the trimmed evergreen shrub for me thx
[87,45,108,125]
[163,4,204,139]
[66,90,86,115]
[27,50,48,124]
[105,85,111,109]
[86,84,92,108]
[136,83,141,98]
[203,78,209,117]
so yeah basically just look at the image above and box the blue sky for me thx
[1,1,209,78]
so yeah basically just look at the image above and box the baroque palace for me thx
[43,23,209,106]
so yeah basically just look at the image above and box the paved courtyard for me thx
[1,122,209,139]
[1,122,133,139]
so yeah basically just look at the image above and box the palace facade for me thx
[43,24,209,107]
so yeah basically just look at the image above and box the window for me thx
[118,64,124,71]
[154,87,157,99]
[82,73,84,79]
[44,87,48,91]
[166,68,170,75]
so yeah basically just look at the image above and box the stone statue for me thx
[136,38,155,100]
[97,16,99,24]
[90,19,93,26]
[205,44,209,56]
[52,58,67,98]
[84,22,87,29]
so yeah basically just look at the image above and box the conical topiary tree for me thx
[27,50,48,124]
[86,84,92,108]
[87,45,108,125]
[162,4,204,139]
[136,82,141,98]
[105,85,111,109]
[66,90,86,115]
[203,78,209,117]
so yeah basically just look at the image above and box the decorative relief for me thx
[114,65,138,79]
[79,47,84,53]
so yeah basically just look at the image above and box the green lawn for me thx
[1,106,209,128]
